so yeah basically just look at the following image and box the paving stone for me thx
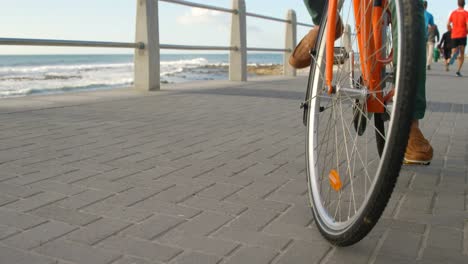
[32,205,100,226]
[74,178,132,193]
[44,168,101,184]
[159,231,238,256]
[7,166,79,185]
[427,226,464,251]
[213,226,290,250]
[122,214,185,240]
[401,191,435,213]
[224,246,277,264]
[389,219,427,234]
[263,221,324,243]
[273,179,308,196]
[420,246,468,264]
[196,183,242,200]
[464,220,468,255]
[66,217,132,245]
[3,221,77,249]
[434,193,465,212]
[173,251,221,264]
[373,253,416,264]
[0,224,20,239]
[82,202,153,223]
[275,205,313,226]
[225,194,290,212]
[228,208,279,231]
[275,240,331,264]
[150,184,210,203]
[181,196,247,216]
[5,192,66,212]
[35,239,121,264]
[326,237,377,264]
[0,209,47,230]
[28,180,87,196]
[104,185,173,207]
[112,256,158,264]
[0,193,18,207]
[0,182,41,198]
[235,180,287,199]
[130,198,201,219]
[0,245,55,264]
[98,235,182,262]
[379,230,422,259]
[176,211,232,236]
[57,189,114,210]
[90,167,142,182]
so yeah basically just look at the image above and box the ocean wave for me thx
[0,63,134,76]
[160,57,210,66]
[0,74,82,81]
[0,77,133,98]
[0,55,283,98]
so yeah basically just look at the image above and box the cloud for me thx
[176,8,229,26]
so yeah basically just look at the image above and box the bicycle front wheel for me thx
[305,0,424,246]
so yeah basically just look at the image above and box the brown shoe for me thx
[289,17,344,69]
[404,124,433,165]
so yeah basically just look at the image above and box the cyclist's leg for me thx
[290,0,338,69]
[390,0,426,120]
[391,0,431,164]
[303,0,327,25]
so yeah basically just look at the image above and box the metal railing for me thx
[0,37,144,49]
[0,0,313,92]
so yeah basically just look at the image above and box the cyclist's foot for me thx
[445,64,449,71]
[427,65,431,70]
[289,17,344,69]
[456,71,463,77]
[289,27,320,69]
[404,123,433,165]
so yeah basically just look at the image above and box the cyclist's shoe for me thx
[404,124,433,165]
[427,65,431,70]
[456,71,463,77]
[289,17,344,69]
[445,64,449,71]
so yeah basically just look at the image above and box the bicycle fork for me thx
[325,0,392,113]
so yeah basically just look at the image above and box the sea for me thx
[0,53,283,98]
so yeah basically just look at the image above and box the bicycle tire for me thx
[305,0,424,246]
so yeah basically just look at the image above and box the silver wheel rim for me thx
[306,0,403,234]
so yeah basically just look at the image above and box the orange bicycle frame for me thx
[326,0,387,113]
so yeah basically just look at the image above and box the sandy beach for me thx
[248,64,310,76]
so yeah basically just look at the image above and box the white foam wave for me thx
[0,63,133,76]
[0,57,272,98]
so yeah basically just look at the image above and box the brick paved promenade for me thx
[0,63,467,263]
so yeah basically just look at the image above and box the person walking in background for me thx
[427,24,440,70]
[448,0,468,77]
[423,1,436,70]
[439,25,453,71]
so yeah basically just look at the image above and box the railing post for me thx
[284,10,297,77]
[229,0,247,81]
[134,0,160,92]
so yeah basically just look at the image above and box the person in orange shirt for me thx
[448,0,468,77]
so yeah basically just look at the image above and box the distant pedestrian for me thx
[427,24,440,70]
[439,25,453,71]
[448,0,468,77]
[424,1,436,70]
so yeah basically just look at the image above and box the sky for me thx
[0,0,457,55]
